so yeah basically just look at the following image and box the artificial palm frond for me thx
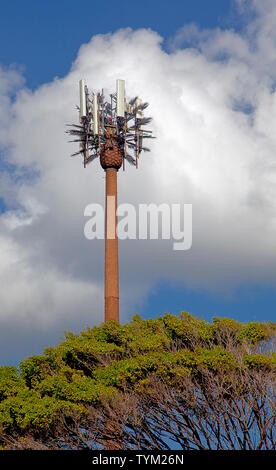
[140,134,156,139]
[71,150,83,157]
[137,117,152,125]
[127,142,136,148]
[85,154,99,165]
[66,124,83,128]
[139,102,149,110]
[125,154,136,165]
[129,96,138,106]
[126,113,136,122]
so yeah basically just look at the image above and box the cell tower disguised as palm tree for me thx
[67,79,154,323]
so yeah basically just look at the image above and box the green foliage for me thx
[94,347,236,389]
[243,353,276,370]
[94,351,181,388]
[0,390,85,433]
[0,367,25,402]
[238,322,273,344]
[195,347,237,372]
[162,312,199,345]
[0,312,274,445]
[38,373,117,404]
[59,333,124,374]
[19,355,58,389]
[211,317,243,344]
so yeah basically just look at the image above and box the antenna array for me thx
[67,79,154,168]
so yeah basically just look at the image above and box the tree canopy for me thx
[0,312,275,450]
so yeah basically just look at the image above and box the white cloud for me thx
[0,0,276,362]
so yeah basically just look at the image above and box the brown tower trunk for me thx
[104,168,119,322]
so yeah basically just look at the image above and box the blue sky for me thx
[0,0,276,366]
[1,0,233,89]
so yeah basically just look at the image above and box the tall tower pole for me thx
[68,78,154,325]
[100,126,122,322]
[104,167,119,322]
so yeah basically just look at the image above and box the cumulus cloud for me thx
[0,0,276,362]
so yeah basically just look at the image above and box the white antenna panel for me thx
[92,95,99,134]
[135,98,143,119]
[79,80,86,118]
[116,79,125,117]
[125,102,133,114]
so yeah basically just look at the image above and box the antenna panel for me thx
[116,79,125,117]
[79,80,86,118]
[92,94,99,134]
[135,98,144,119]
